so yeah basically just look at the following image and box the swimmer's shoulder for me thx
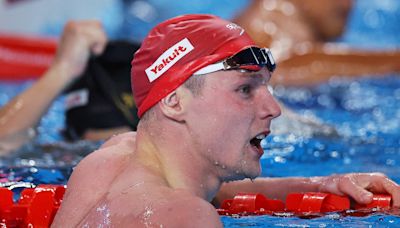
[53,132,137,227]
[99,131,137,149]
[70,131,136,183]
[79,131,136,165]
[105,184,222,227]
[146,190,223,227]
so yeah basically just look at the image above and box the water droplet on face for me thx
[214,161,219,166]
[221,165,226,169]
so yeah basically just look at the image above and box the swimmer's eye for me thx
[237,84,253,97]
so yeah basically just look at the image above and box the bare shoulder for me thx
[78,192,223,227]
[162,196,223,227]
[68,131,136,185]
[137,193,223,228]
[52,132,136,227]
[99,131,136,149]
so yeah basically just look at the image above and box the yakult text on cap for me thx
[145,38,194,82]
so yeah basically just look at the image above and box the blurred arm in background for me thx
[235,0,400,86]
[0,20,107,154]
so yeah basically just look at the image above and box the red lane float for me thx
[0,184,65,227]
[217,193,285,216]
[286,192,350,213]
[354,194,392,209]
[0,185,393,226]
[218,192,392,216]
[0,34,57,80]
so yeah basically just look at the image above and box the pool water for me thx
[221,213,400,227]
[1,0,400,227]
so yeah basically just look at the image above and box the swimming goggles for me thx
[193,47,276,75]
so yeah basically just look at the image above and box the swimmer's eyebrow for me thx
[239,70,271,83]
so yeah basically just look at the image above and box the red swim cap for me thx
[131,14,257,117]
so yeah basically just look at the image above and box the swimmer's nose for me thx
[257,88,281,120]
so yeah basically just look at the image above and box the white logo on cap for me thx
[65,89,89,110]
[145,38,194,82]
[226,23,244,35]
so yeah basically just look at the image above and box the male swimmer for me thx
[52,14,400,227]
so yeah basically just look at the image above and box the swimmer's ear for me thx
[159,90,185,121]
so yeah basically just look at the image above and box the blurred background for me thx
[0,0,399,45]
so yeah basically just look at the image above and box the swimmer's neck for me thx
[133,126,222,202]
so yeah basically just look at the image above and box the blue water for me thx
[1,0,400,227]
[264,76,400,180]
[221,214,400,227]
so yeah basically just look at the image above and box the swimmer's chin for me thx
[223,171,260,183]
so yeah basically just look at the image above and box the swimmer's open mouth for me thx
[250,133,268,151]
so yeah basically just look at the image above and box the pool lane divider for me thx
[0,34,57,80]
[0,185,393,226]
[0,184,65,227]
[217,192,392,217]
